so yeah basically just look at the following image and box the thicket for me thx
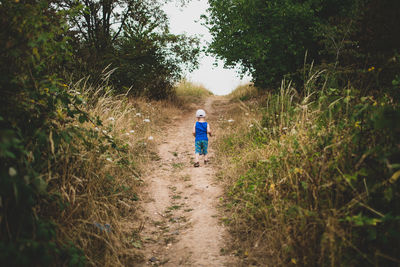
[0,0,198,265]
[208,0,400,265]
[217,74,400,266]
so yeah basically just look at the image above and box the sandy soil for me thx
[137,96,236,266]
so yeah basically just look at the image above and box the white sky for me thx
[163,0,252,95]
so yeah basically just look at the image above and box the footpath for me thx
[138,97,236,266]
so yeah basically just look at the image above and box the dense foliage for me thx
[209,0,400,264]
[62,0,200,98]
[204,0,400,91]
[112,21,199,99]
[217,78,400,265]
[0,1,86,265]
[0,0,198,265]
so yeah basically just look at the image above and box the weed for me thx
[168,205,182,211]
[216,76,400,265]
[172,162,184,169]
[1,76,188,266]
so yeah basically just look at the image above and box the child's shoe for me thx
[204,160,209,165]
[194,162,200,167]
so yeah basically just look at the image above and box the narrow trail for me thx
[138,96,235,266]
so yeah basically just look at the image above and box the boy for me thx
[192,109,212,167]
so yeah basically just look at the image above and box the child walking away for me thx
[193,109,212,167]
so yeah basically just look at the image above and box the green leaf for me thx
[96,116,103,126]
[78,114,88,123]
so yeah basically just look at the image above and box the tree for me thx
[203,0,364,90]
[111,11,200,98]
[59,0,200,98]
[58,0,139,75]
[60,0,137,50]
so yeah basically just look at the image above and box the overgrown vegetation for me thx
[1,66,183,266]
[208,2,400,264]
[45,79,181,266]
[0,0,198,265]
[216,73,400,265]
[2,0,399,265]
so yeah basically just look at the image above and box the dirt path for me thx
[138,96,235,266]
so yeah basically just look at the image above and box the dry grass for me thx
[215,78,400,265]
[228,83,258,101]
[215,81,327,265]
[41,78,185,266]
[217,80,333,265]
[174,80,213,105]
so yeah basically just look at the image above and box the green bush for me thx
[0,1,87,265]
[218,77,400,265]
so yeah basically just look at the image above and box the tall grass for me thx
[37,77,183,266]
[228,83,258,101]
[174,80,213,105]
[216,75,400,265]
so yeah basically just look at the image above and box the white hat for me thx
[196,109,206,118]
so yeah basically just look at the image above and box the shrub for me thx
[0,1,87,265]
[216,75,400,265]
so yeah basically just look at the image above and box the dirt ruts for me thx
[138,97,235,266]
